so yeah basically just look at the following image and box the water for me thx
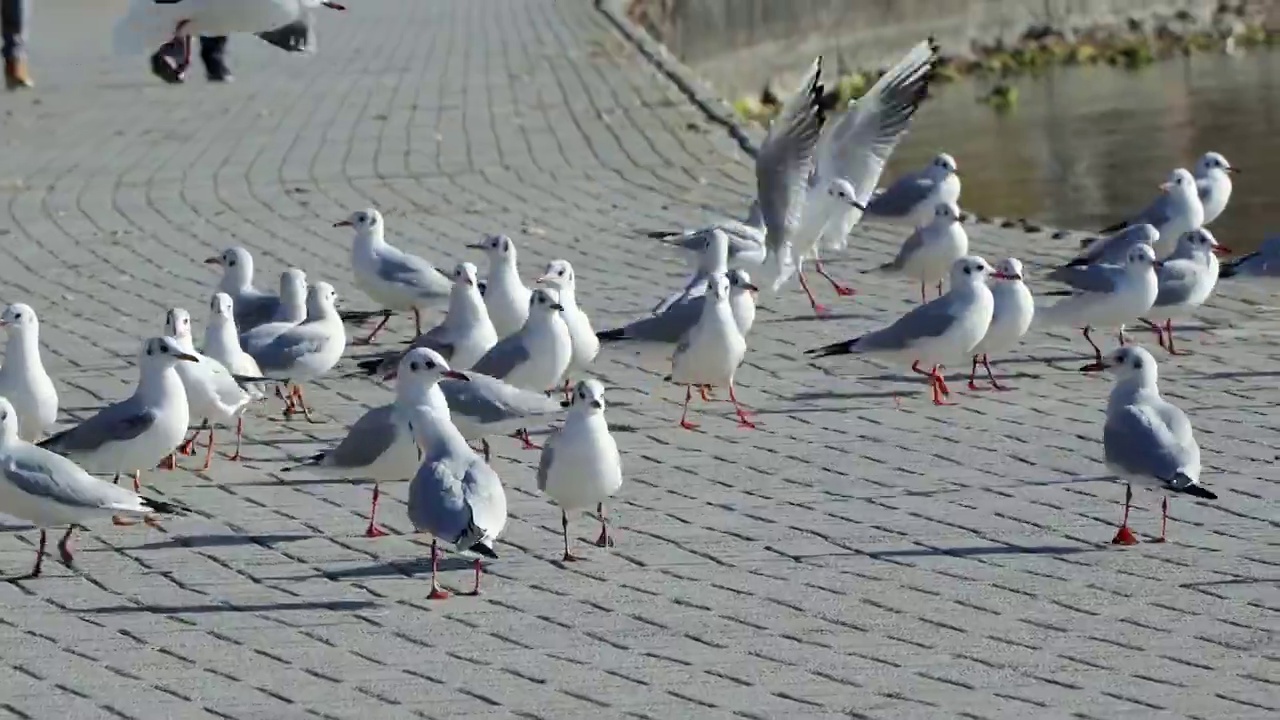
[887,49,1280,252]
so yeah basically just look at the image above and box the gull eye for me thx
[410,361,420,371]
[425,361,436,370]
[13,313,21,321]
[557,269,566,277]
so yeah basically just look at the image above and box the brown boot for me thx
[4,57,33,90]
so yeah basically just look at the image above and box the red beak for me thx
[443,370,470,382]
[333,220,353,228]
[382,369,398,381]
[1212,245,1231,256]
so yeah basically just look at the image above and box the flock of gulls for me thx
[1,10,1274,594]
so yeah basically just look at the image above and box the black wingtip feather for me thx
[354,358,382,375]
[596,327,627,342]
[468,542,499,559]
[140,495,191,515]
[1218,262,1240,279]
[806,338,857,358]
[1099,220,1128,234]
[1178,484,1218,500]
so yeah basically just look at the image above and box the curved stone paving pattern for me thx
[0,1,1276,718]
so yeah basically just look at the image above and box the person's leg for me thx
[200,35,232,82]
[2,0,33,89]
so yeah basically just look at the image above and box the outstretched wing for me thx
[757,58,826,255]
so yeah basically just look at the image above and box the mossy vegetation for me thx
[731,18,1279,123]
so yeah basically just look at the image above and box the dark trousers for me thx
[1,0,27,61]
[200,35,228,69]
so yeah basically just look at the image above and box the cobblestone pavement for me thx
[0,2,1276,719]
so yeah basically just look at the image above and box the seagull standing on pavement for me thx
[669,274,753,429]
[968,258,1034,390]
[877,201,969,302]
[406,403,508,600]
[469,234,532,339]
[1061,224,1160,270]
[337,208,452,344]
[862,153,962,227]
[284,348,469,537]
[203,292,270,401]
[1101,168,1204,259]
[205,247,276,332]
[240,268,309,353]
[1100,152,1236,233]
[0,304,59,442]
[39,337,197,492]
[537,379,623,561]
[1081,346,1217,545]
[0,398,189,578]
[248,281,347,421]
[536,260,599,394]
[1037,245,1161,364]
[598,268,759,345]
[1140,229,1227,355]
[808,257,1000,406]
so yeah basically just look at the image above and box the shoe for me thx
[4,57,33,90]
[149,41,187,84]
[200,36,233,82]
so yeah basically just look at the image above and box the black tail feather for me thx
[596,327,628,342]
[140,495,191,515]
[1218,258,1249,279]
[339,309,387,323]
[354,358,383,375]
[806,338,858,359]
[1177,483,1218,500]
[468,542,499,559]
[1099,219,1128,234]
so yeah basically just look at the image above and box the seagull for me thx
[247,281,347,421]
[0,398,189,578]
[382,348,565,462]
[536,260,599,395]
[113,0,346,78]
[807,256,1000,405]
[862,153,962,227]
[284,347,468,537]
[163,308,257,470]
[38,337,197,492]
[1140,229,1227,355]
[968,258,1034,390]
[240,267,309,353]
[645,211,767,278]
[1100,168,1205,259]
[652,228,732,315]
[1219,235,1280,281]
[669,274,752,428]
[1100,152,1237,233]
[1080,345,1217,545]
[350,261,498,377]
[598,268,759,344]
[468,234,532,339]
[470,288,572,395]
[1038,244,1161,364]
[203,292,270,401]
[0,304,59,442]
[1062,224,1160,270]
[785,38,939,305]
[406,403,508,600]
[204,247,276,331]
[537,379,623,561]
[336,208,452,344]
[877,201,969,302]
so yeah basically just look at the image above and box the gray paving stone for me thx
[0,0,1276,718]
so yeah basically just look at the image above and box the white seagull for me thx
[0,398,189,578]
[248,281,347,421]
[0,303,59,442]
[968,258,1034,391]
[1140,229,1227,355]
[669,274,752,429]
[537,379,623,561]
[877,201,969,302]
[1101,152,1237,233]
[1081,345,1217,545]
[1038,244,1161,363]
[862,152,962,227]
[468,234,532,339]
[203,292,270,400]
[536,260,599,394]
[1103,168,1205,259]
[240,267,309,353]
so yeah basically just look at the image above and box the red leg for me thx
[1165,320,1191,356]
[932,365,952,397]
[413,307,423,336]
[815,260,856,297]
[514,428,541,450]
[199,427,216,472]
[178,427,200,455]
[595,502,614,547]
[57,527,76,567]
[427,539,450,599]
[1117,325,1128,346]
[678,386,698,430]
[461,557,483,596]
[1150,496,1169,543]
[355,311,393,345]
[481,439,491,462]
[1111,483,1140,545]
[797,271,829,316]
[1082,326,1103,364]
[561,510,580,562]
[290,385,318,423]
[158,454,177,470]
[132,471,141,493]
[699,385,714,402]
[727,382,756,429]
[29,529,47,577]
[967,355,986,391]
[365,484,389,538]
[982,354,1010,391]
[230,417,243,461]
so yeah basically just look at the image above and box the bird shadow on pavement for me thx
[141,532,314,550]
[763,312,867,324]
[866,544,1093,559]
[785,389,905,403]
[323,555,473,579]
[78,599,377,615]
[1191,369,1280,380]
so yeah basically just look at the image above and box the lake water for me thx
[886,48,1280,252]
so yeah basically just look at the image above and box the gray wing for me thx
[865,175,933,218]
[1047,262,1123,293]
[1078,224,1155,264]
[880,226,926,270]
[378,251,451,297]
[40,402,158,455]
[321,405,400,469]
[251,327,327,372]
[1127,191,1175,229]
[468,333,531,380]
[408,324,456,359]
[1221,236,1280,279]
[853,296,958,352]
[3,451,137,510]
[815,39,937,203]
[535,438,556,492]
[757,58,826,254]
[408,459,469,538]
[441,375,560,425]
[624,297,704,343]
[234,292,278,331]
[1152,259,1202,307]
[1103,404,1194,481]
